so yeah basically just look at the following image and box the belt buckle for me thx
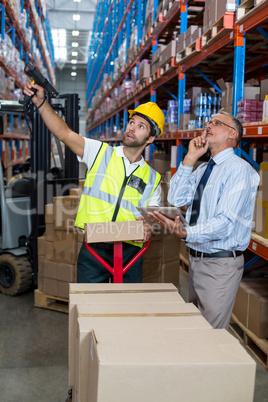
[191,249,199,258]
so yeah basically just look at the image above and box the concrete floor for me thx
[0,270,267,402]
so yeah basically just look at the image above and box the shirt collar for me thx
[212,147,234,166]
[115,145,146,167]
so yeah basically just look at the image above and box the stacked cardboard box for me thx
[158,40,176,69]
[217,78,260,109]
[203,0,236,32]
[138,59,151,81]
[255,158,268,238]
[232,279,268,339]
[151,44,166,75]
[176,25,200,53]
[142,229,180,286]
[237,99,263,123]
[37,180,86,299]
[69,283,256,402]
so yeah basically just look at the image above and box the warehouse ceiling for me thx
[47,0,97,69]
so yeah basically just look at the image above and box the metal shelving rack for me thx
[0,0,55,169]
[86,0,268,260]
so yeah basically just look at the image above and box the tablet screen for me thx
[137,206,187,226]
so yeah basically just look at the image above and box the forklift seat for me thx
[5,178,30,198]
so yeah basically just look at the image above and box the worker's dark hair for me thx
[219,110,243,146]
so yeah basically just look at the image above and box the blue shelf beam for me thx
[232,28,246,117]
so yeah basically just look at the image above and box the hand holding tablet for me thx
[137,206,188,227]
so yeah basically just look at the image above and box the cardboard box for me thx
[143,273,161,283]
[232,282,249,327]
[179,113,194,130]
[143,238,163,262]
[53,196,80,230]
[138,63,151,80]
[79,179,85,193]
[37,236,46,257]
[260,78,268,100]
[43,259,58,279]
[57,262,76,282]
[77,242,83,258]
[161,260,180,286]
[58,280,70,299]
[217,0,237,21]
[232,279,268,329]
[255,198,268,238]
[151,153,170,174]
[69,188,81,197]
[158,40,176,67]
[217,79,260,107]
[163,235,180,263]
[258,163,268,201]
[217,79,233,107]
[54,230,77,264]
[83,328,255,402]
[72,303,209,397]
[45,203,53,224]
[45,223,54,242]
[44,241,54,260]
[143,258,162,280]
[248,290,268,338]
[69,283,179,294]
[68,286,184,386]
[44,278,58,297]
[84,221,144,243]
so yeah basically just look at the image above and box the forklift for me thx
[0,62,80,295]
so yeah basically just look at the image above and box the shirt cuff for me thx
[185,226,197,243]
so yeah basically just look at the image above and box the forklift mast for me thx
[29,94,80,286]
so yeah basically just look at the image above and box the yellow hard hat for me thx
[128,102,165,136]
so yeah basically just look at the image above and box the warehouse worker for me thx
[148,111,260,329]
[24,81,164,283]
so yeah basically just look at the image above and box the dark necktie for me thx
[189,158,216,226]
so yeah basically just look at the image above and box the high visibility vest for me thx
[75,143,161,246]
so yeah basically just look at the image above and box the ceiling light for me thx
[73,14,80,21]
[51,29,67,61]
[71,59,77,64]
[110,61,114,65]
[71,72,77,76]
[72,51,78,56]
[72,42,79,47]
[72,30,80,36]
[51,29,66,47]
[73,0,81,2]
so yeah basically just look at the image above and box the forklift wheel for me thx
[0,254,32,296]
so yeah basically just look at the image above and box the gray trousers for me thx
[188,254,244,329]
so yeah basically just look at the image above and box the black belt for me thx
[189,249,243,258]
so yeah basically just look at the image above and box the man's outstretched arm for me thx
[24,81,85,158]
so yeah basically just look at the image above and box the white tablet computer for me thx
[137,206,188,226]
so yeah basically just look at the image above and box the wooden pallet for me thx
[236,0,265,22]
[176,38,201,64]
[149,68,162,84]
[160,57,177,75]
[34,289,69,313]
[151,12,165,36]
[202,12,235,48]
[141,30,151,48]
[229,314,268,371]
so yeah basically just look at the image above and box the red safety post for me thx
[85,240,151,283]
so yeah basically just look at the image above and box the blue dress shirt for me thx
[168,147,260,253]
